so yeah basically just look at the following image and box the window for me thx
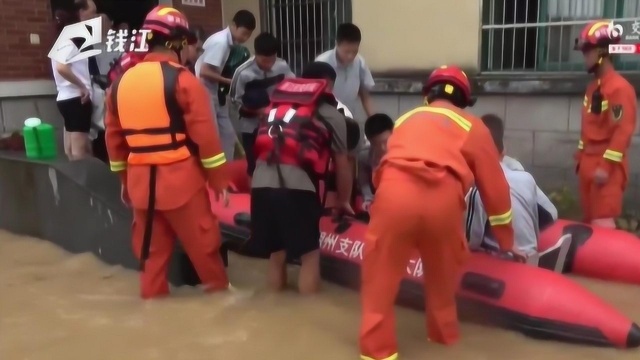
[261,0,352,75]
[481,0,640,72]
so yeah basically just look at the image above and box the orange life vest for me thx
[111,61,193,165]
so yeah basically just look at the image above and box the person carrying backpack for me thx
[250,61,353,294]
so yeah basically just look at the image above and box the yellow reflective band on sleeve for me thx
[361,353,398,360]
[489,209,513,226]
[583,96,588,107]
[578,140,583,149]
[603,149,623,162]
[201,153,226,168]
[394,106,472,132]
[602,100,609,111]
[109,161,127,172]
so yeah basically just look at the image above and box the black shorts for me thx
[242,131,257,177]
[250,187,321,258]
[57,96,92,133]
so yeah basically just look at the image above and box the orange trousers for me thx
[132,187,229,299]
[577,154,627,222]
[359,170,470,359]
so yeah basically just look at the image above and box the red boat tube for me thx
[211,191,640,348]
[539,219,640,285]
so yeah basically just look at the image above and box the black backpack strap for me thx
[160,62,186,145]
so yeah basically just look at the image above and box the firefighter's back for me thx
[378,101,478,191]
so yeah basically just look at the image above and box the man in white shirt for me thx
[465,114,558,257]
[316,23,375,118]
[196,10,256,160]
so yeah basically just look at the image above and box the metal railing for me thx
[261,0,352,75]
[481,0,640,73]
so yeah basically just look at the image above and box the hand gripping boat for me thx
[539,219,640,285]
[211,191,640,348]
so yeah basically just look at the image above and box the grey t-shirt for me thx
[315,49,375,116]
[465,159,558,256]
[251,102,349,192]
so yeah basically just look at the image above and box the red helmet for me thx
[142,6,196,45]
[423,65,474,107]
[574,20,621,51]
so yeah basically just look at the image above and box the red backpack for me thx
[254,78,335,185]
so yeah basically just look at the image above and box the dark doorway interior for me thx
[49,0,158,29]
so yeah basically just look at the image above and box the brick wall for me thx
[173,0,223,36]
[0,0,53,80]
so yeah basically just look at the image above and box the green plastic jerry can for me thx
[23,117,57,160]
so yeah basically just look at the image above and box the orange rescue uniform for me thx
[359,101,515,360]
[106,52,230,299]
[577,67,637,222]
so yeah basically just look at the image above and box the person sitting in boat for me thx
[465,114,558,258]
[250,61,353,294]
[358,113,394,212]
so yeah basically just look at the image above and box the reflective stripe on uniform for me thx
[201,153,227,168]
[394,106,472,132]
[603,149,623,162]
[578,140,584,149]
[110,161,127,172]
[361,353,399,360]
[488,209,513,226]
[602,100,609,111]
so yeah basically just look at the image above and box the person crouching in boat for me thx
[105,6,230,299]
[357,113,394,212]
[251,62,353,294]
[465,114,558,260]
[359,65,527,359]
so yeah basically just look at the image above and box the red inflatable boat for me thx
[211,190,640,348]
[540,220,640,285]
[228,159,640,285]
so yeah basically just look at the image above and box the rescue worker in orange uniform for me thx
[359,65,526,359]
[105,6,230,299]
[574,20,637,228]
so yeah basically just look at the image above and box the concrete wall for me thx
[0,95,65,154]
[352,0,481,73]
[2,91,639,206]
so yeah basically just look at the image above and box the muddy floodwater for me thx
[1,231,639,360]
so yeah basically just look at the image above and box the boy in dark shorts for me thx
[358,113,394,211]
[251,62,353,294]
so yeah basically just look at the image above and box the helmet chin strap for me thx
[588,50,605,74]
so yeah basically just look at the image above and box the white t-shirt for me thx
[195,27,233,98]
[51,46,92,102]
